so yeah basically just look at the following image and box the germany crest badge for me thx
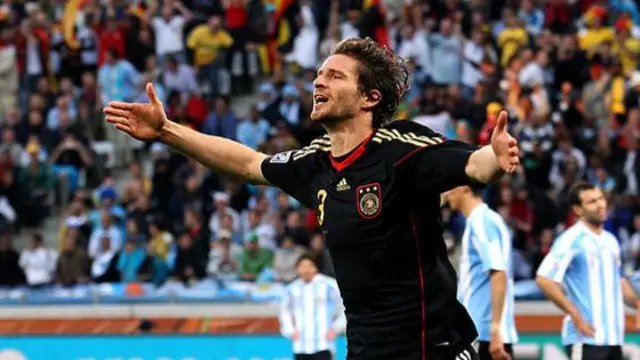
[356,183,382,219]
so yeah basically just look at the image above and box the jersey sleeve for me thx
[536,235,576,283]
[470,214,506,272]
[406,139,478,194]
[260,150,315,208]
[382,121,478,194]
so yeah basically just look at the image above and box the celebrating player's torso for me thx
[262,121,479,359]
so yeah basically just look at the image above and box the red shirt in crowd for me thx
[225,2,248,30]
[96,24,126,65]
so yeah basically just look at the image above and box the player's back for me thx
[537,222,624,346]
[457,203,518,343]
[261,120,480,359]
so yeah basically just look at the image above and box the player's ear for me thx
[362,90,382,110]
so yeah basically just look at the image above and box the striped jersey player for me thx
[443,186,518,360]
[280,254,346,360]
[536,182,640,360]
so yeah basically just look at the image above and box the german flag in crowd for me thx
[63,0,91,50]
[359,0,389,48]
[258,0,301,74]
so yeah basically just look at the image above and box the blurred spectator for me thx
[116,239,146,283]
[207,228,242,280]
[187,15,233,96]
[19,140,54,227]
[0,234,25,286]
[245,208,276,250]
[148,218,173,261]
[98,49,139,105]
[202,96,238,140]
[172,232,206,285]
[283,211,310,247]
[237,106,270,149]
[19,233,57,288]
[88,209,123,258]
[309,232,334,278]
[148,1,191,66]
[273,235,305,283]
[56,235,90,287]
[162,56,198,103]
[240,234,273,282]
[209,191,240,234]
[91,236,119,284]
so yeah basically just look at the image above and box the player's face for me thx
[311,54,362,124]
[297,259,319,282]
[575,188,608,225]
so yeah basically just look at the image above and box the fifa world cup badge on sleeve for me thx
[270,151,293,163]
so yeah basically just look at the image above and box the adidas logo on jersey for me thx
[336,178,351,192]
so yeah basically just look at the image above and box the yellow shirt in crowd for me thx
[187,25,234,67]
[612,37,640,75]
[578,27,614,57]
[498,27,529,67]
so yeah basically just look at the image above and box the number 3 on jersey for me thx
[317,189,327,226]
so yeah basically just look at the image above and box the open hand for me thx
[490,110,520,173]
[103,83,168,141]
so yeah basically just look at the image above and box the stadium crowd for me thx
[1,0,640,292]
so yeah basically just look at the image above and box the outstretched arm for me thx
[104,83,271,185]
[160,120,269,185]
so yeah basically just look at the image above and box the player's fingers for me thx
[114,123,133,133]
[107,101,134,111]
[146,82,162,106]
[105,115,129,126]
[495,111,508,132]
[508,136,517,147]
[103,107,130,118]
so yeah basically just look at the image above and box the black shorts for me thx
[565,344,623,360]
[295,350,332,360]
[346,342,480,360]
[477,341,514,360]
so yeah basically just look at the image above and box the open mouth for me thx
[313,94,329,106]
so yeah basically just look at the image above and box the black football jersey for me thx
[261,120,479,360]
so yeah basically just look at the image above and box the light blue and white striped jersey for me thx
[279,274,347,354]
[537,221,624,346]
[457,203,519,344]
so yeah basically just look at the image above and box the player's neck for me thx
[460,198,483,217]
[326,118,374,157]
[579,220,604,235]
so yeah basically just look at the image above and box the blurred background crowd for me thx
[1,0,640,293]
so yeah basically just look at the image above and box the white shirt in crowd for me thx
[163,64,198,95]
[209,206,241,233]
[20,247,58,286]
[461,40,485,89]
[92,250,116,279]
[413,111,453,136]
[397,29,431,77]
[151,15,186,56]
[88,226,123,259]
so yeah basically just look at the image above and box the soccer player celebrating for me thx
[104,38,519,359]
[536,182,640,360]
[443,186,518,360]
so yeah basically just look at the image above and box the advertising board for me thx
[0,334,639,360]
